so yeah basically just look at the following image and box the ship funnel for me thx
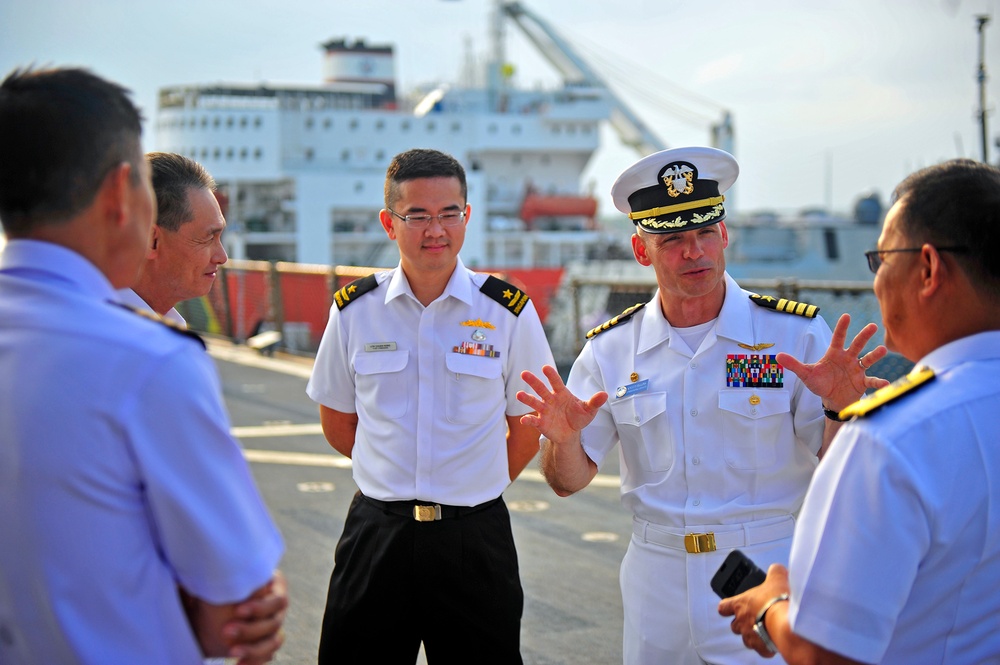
[321,38,397,105]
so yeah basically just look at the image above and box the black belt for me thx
[361,494,502,522]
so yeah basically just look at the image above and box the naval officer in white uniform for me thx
[517,146,888,665]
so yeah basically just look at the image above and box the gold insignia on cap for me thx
[738,342,775,351]
[630,372,639,382]
[662,163,695,197]
[838,365,935,420]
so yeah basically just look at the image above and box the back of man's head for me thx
[384,148,467,208]
[147,152,216,232]
[0,66,143,237]
[892,158,1000,300]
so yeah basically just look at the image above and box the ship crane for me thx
[498,0,734,157]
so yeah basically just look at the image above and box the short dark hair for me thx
[384,148,467,208]
[0,66,144,236]
[147,152,217,232]
[892,158,1000,296]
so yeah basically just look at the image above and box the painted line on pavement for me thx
[240,446,620,488]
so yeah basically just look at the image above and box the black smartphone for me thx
[710,549,767,598]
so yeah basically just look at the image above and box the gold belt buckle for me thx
[684,532,716,553]
[413,504,442,522]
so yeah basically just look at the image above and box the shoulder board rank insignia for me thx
[749,293,820,318]
[334,274,378,311]
[113,302,205,349]
[587,302,646,339]
[838,365,935,420]
[481,275,530,316]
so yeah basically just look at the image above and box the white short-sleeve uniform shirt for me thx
[789,331,1000,664]
[0,240,283,665]
[307,258,554,506]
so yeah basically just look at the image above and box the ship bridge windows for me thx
[213,117,221,128]
[375,119,385,131]
[254,148,263,159]
[349,119,359,131]
[376,150,385,161]
[341,149,350,162]
[254,117,263,128]
[240,148,248,160]
[226,148,234,160]
[226,117,235,128]
[450,121,461,133]
[213,148,221,160]
[324,118,332,130]
[240,116,248,128]
[305,117,315,130]
[401,120,411,131]
[305,148,314,161]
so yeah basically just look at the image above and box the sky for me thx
[2,0,998,218]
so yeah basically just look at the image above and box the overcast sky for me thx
[2,0,997,217]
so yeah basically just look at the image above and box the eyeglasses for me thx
[864,246,968,273]
[387,207,466,228]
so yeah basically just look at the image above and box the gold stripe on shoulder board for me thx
[749,293,820,318]
[586,302,646,339]
[335,274,378,311]
[838,365,935,420]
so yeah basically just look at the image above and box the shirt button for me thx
[690,409,698,417]
[634,416,641,424]
[750,407,758,415]
[690,362,697,369]
[693,499,701,506]
[692,457,701,465]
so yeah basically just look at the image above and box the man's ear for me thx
[146,224,160,259]
[98,162,132,228]
[379,209,396,240]
[632,233,651,266]
[918,244,946,299]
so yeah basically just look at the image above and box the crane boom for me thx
[501,1,667,156]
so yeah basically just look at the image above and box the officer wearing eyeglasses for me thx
[307,148,554,664]
[721,158,1000,664]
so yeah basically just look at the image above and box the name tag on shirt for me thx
[615,379,649,399]
[365,342,397,352]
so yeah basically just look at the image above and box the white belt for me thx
[632,515,795,554]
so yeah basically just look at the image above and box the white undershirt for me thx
[671,318,718,355]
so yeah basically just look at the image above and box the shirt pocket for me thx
[609,392,673,472]
[444,352,504,425]
[718,389,790,470]
[353,350,409,419]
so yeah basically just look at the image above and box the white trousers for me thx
[620,519,793,665]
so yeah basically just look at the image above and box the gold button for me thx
[749,394,761,405]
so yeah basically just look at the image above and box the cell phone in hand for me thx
[710,549,767,598]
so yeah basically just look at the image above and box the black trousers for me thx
[317,491,525,665]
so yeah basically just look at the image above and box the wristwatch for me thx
[753,593,789,655]
[822,405,848,422]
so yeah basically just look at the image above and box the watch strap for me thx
[753,593,789,655]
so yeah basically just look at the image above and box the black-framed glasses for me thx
[387,207,466,228]
[864,246,968,273]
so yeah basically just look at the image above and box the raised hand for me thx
[516,365,608,444]
[777,313,890,411]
